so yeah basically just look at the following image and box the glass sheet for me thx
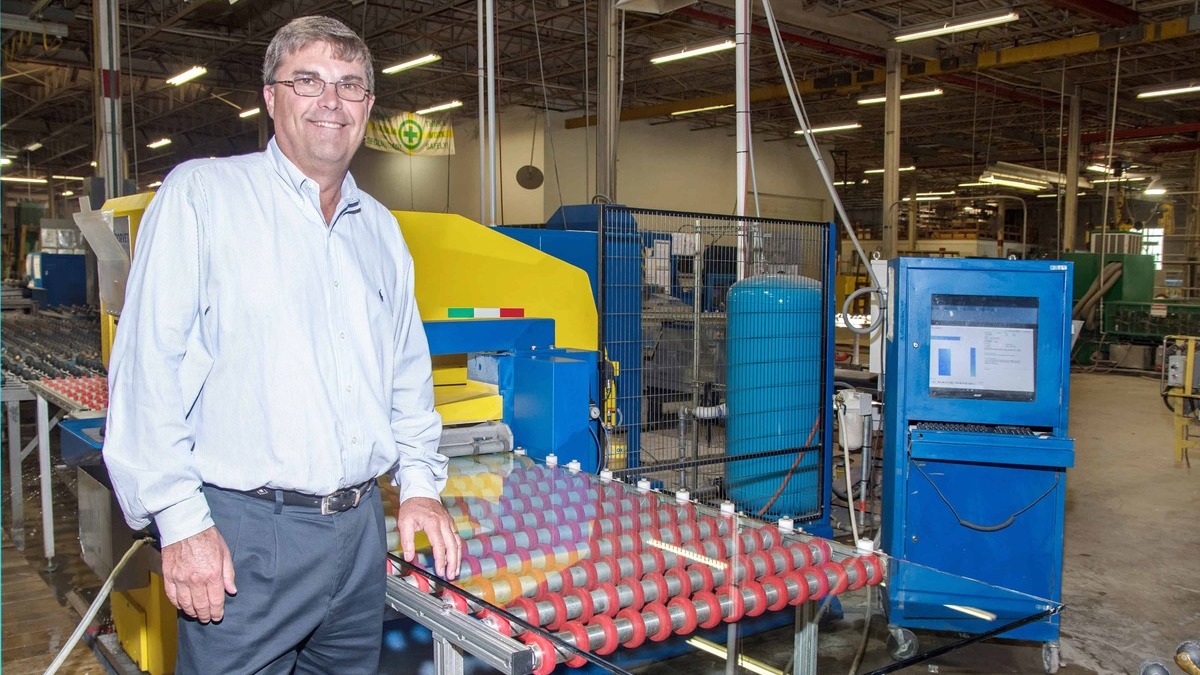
[384,454,1062,674]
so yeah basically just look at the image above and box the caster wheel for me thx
[887,627,919,660]
[1043,642,1061,674]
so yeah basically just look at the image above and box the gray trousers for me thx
[176,485,387,675]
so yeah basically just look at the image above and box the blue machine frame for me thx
[499,205,644,469]
[882,258,1075,644]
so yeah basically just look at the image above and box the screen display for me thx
[928,294,1038,402]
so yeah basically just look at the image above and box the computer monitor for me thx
[928,294,1038,402]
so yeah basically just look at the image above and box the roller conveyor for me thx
[383,454,886,674]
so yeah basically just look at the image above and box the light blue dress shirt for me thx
[104,138,447,547]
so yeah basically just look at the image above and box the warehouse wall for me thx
[542,110,834,222]
[350,107,835,225]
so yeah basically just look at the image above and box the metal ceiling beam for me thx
[566,17,1195,127]
[0,13,68,37]
[1151,140,1200,153]
[1041,0,1140,27]
[676,6,884,64]
[1080,122,1200,143]
[704,0,939,59]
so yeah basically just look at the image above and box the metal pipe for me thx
[477,0,486,223]
[1063,87,1082,252]
[734,0,750,276]
[882,48,901,259]
[485,0,498,225]
[691,225,703,492]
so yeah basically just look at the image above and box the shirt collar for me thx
[265,137,362,206]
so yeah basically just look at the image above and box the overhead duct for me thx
[614,0,696,13]
[989,161,1093,189]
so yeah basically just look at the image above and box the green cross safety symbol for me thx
[398,119,423,151]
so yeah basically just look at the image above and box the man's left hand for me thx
[396,496,461,579]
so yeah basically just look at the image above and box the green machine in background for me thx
[1061,252,1155,304]
[1063,252,1200,367]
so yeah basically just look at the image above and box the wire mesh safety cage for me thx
[596,206,835,526]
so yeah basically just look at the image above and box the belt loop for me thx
[273,489,284,514]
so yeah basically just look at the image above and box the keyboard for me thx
[914,421,1037,435]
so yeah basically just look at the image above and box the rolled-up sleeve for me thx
[103,174,214,546]
[388,243,447,503]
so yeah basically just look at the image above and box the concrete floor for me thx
[1058,372,1200,674]
[3,371,1197,673]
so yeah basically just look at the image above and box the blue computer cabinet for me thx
[882,258,1075,663]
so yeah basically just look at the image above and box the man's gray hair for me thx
[263,16,375,92]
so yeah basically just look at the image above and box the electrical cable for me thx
[848,585,873,675]
[759,0,882,299]
[44,537,154,675]
[837,401,860,543]
[755,414,821,516]
[529,0,565,220]
[912,460,1060,532]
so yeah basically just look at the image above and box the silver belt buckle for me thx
[320,486,363,515]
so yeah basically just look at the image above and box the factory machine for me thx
[60,197,1066,674]
[882,258,1075,673]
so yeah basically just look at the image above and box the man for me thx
[104,16,460,674]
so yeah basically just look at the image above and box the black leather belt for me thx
[220,481,374,515]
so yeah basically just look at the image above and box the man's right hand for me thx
[161,526,237,623]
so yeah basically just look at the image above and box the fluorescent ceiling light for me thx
[1037,192,1086,198]
[60,190,74,197]
[833,179,870,186]
[1087,164,1113,174]
[857,88,943,105]
[795,122,862,135]
[1,176,48,184]
[917,190,956,196]
[24,142,43,152]
[864,166,916,174]
[1136,81,1200,99]
[980,172,1046,191]
[902,196,942,201]
[148,180,163,188]
[989,161,1091,189]
[0,158,10,166]
[90,161,98,167]
[382,53,441,75]
[958,181,990,187]
[147,138,172,149]
[51,174,86,180]
[671,103,734,116]
[1091,176,1146,183]
[893,9,1020,43]
[239,107,260,118]
[649,37,735,65]
[166,66,207,86]
[416,100,463,115]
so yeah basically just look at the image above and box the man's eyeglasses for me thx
[271,76,371,102]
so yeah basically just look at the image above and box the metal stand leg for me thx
[793,600,817,675]
[433,635,466,675]
[725,623,739,675]
[36,395,55,569]
[6,401,24,549]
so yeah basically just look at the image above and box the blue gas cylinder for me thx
[725,274,824,518]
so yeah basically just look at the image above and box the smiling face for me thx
[263,40,375,182]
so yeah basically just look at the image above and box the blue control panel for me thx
[882,258,1075,646]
